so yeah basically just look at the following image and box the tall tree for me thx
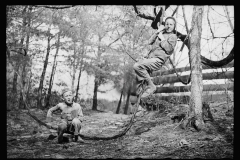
[37,26,54,108]
[45,31,61,107]
[18,6,33,109]
[75,45,85,102]
[188,6,205,130]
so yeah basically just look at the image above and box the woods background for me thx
[6,5,234,113]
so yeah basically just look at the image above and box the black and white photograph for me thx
[6,5,234,158]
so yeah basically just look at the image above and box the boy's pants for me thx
[57,118,82,136]
[133,57,165,89]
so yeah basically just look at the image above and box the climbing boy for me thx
[46,88,84,143]
[133,17,178,98]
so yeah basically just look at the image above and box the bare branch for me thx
[223,6,234,32]
[153,5,157,16]
[151,7,164,29]
[202,32,233,40]
[171,6,179,17]
[133,5,155,21]
[33,5,77,9]
[182,6,189,34]
[207,6,215,38]
[107,31,127,47]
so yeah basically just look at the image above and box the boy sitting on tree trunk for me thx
[46,88,84,143]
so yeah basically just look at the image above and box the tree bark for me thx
[188,6,205,131]
[18,6,32,109]
[37,27,52,108]
[71,42,77,93]
[11,7,29,110]
[124,85,131,115]
[92,77,99,110]
[116,87,124,114]
[75,48,84,102]
[46,31,61,107]
[92,36,103,111]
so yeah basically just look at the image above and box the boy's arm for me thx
[77,105,84,122]
[160,34,178,54]
[47,104,60,118]
[148,25,165,45]
[148,31,160,45]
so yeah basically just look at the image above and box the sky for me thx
[28,5,234,101]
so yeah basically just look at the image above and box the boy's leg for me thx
[71,118,84,142]
[57,121,68,143]
[133,57,164,98]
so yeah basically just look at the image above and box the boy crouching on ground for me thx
[46,88,84,143]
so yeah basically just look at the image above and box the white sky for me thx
[26,5,234,101]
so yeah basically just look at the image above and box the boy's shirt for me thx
[147,30,177,62]
[47,102,83,121]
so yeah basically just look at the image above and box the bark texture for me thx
[188,6,205,130]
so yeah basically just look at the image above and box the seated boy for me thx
[46,88,84,143]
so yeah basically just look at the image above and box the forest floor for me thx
[7,101,234,159]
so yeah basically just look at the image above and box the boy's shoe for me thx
[74,135,84,143]
[141,85,156,98]
[58,132,64,143]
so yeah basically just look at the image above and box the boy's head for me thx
[62,88,74,104]
[164,17,176,33]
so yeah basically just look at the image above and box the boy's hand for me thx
[79,116,84,122]
[157,25,165,32]
[158,32,165,41]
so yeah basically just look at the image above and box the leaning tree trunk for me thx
[45,31,61,107]
[71,42,77,93]
[186,6,205,131]
[12,6,28,95]
[124,85,132,115]
[75,43,85,102]
[116,86,124,114]
[18,6,32,109]
[37,27,52,109]
[92,77,99,110]
[75,54,83,102]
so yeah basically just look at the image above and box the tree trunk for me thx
[75,45,85,102]
[116,87,124,114]
[92,77,99,110]
[46,31,61,107]
[71,42,77,93]
[37,27,52,108]
[12,63,20,93]
[187,6,205,131]
[75,60,83,102]
[18,6,32,109]
[124,85,131,115]
[12,6,28,94]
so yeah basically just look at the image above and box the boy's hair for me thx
[61,88,73,97]
[165,16,176,31]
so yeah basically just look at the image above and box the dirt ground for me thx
[7,101,233,159]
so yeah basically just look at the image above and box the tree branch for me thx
[182,6,189,34]
[133,5,155,21]
[171,6,179,17]
[201,47,234,68]
[223,6,234,32]
[153,5,157,16]
[207,6,215,38]
[33,5,77,9]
